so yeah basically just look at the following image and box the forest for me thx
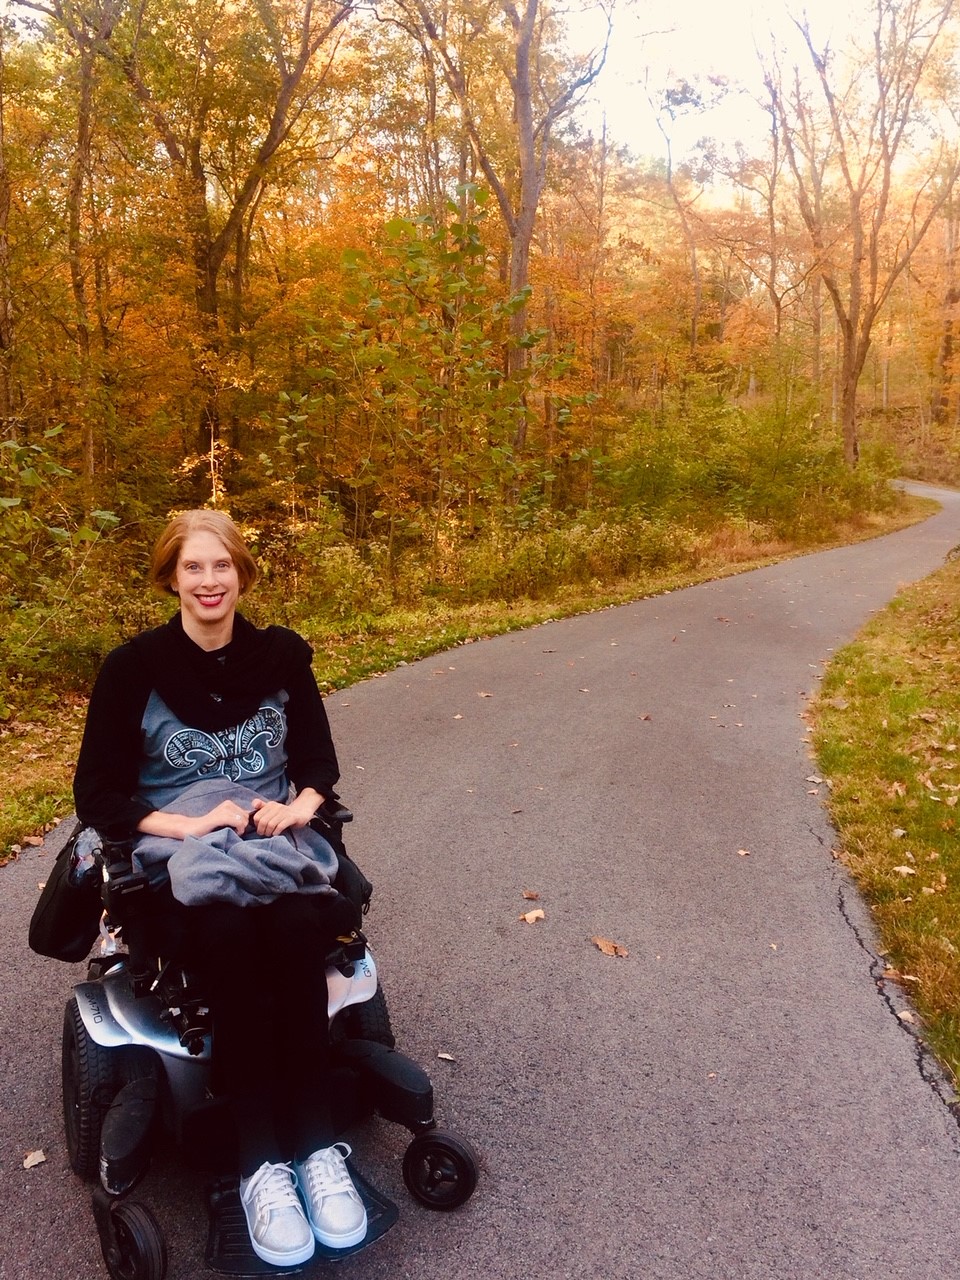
[1,0,959,730]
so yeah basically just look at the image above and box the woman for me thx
[73,510,367,1267]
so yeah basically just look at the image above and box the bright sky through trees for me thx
[578,0,860,157]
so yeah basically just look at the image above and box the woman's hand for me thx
[137,799,251,841]
[250,788,323,838]
[193,800,252,837]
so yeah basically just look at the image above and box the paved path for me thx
[5,482,960,1280]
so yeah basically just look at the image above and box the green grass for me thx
[813,554,960,1085]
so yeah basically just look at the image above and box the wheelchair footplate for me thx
[205,1162,398,1274]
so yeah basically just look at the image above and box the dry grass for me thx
[813,555,960,1085]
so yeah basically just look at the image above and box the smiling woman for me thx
[69,509,371,1265]
[150,511,254,648]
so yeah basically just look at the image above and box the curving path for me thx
[5,482,960,1280]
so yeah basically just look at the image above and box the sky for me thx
[575,0,854,159]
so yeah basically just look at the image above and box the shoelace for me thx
[301,1144,356,1199]
[245,1161,302,1214]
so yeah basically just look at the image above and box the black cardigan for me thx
[73,613,340,839]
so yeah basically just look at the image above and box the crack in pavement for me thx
[834,876,960,1141]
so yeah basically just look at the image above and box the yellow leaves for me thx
[591,936,629,958]
[516,892,628,956]
[921,873,949,896]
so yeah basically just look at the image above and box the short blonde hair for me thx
[150,510,258,596]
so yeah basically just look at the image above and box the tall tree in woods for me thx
[928,195,960,425]
[0,20,16,434]
[645,75,728,357]
[387,0,610,447]
[767,0,960,465]
[23,1,127,491]
[19,0,359,478]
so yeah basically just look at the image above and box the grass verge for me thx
[0,497,937,864]
[813,551,960,1087]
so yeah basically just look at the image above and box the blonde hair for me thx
[150,510,258,596]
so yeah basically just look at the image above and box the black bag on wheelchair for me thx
[28,823,103,962]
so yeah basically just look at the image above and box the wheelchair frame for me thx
[60,801,479,1279]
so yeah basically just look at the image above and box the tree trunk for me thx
[0,74,13,434]
[66,26,97,491]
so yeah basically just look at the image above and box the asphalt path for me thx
[6,481,960,1280]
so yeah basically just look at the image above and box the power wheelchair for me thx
[51,799,479,1280]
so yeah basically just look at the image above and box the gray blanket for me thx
[133,778,338,907]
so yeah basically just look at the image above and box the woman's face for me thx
[173,531,241,636]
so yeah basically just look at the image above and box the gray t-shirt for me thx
[134,689,291,812]
[130,689,339,903]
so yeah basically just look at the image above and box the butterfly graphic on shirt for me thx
[163,707,284,781]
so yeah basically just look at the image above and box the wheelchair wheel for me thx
[62,995,124,1180]
[99,1200,167,1280]
[337,984,396,1047]
[402,1130,479,1210]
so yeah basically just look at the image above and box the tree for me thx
[387,0,610,446]
[767,0,960,463]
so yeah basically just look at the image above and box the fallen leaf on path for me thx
[23,836,43,847]
[885,962,921,983]
[639,713,652,721]
[453,714,463,720]
[520,908,545,924]
[892,865,917,877]
[591,936,629,957]
[477,691,493,698]
[897,1010,916,1024]
[23,1150,45,1169]
[522,890,540,901]
[437,1052,456,1062]
[738,849,750,857]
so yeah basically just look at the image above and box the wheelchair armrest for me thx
[101,840,150,921]
[317,795,353,825]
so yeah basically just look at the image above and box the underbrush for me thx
[0,492,934,861]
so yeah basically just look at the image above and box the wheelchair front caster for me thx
[402,1130,479,1210]
[95,1198,167,1280]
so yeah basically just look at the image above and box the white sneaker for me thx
[239,1160,315,1267]
[295,1142,368,1249]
